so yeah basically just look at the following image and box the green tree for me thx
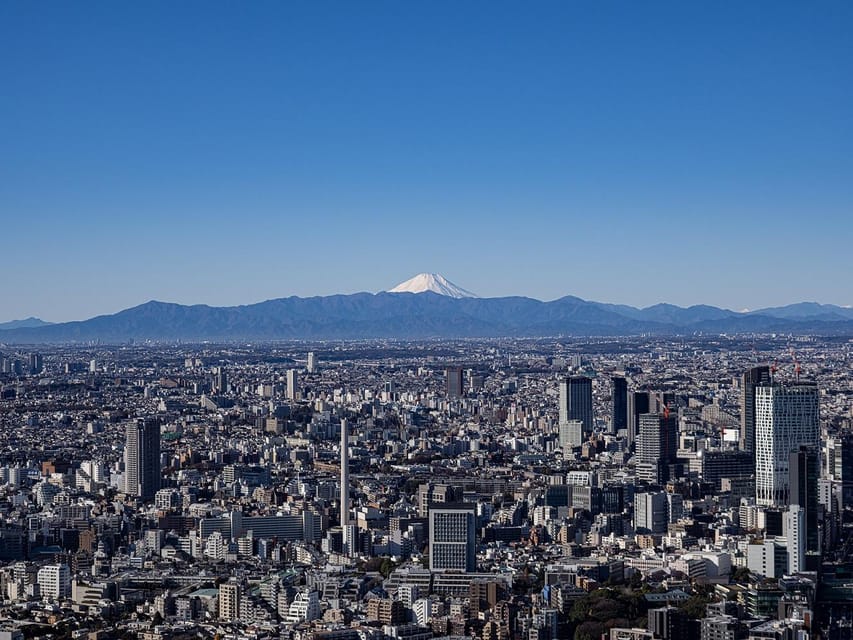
[731,566,752,583]
[576,620,605,640]
[379,557,396,578]
[679,594,713,619]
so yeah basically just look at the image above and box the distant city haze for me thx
[2,3,852,321]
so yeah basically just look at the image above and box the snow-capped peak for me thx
[387,273,478,298]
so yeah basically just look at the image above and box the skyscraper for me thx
[124,418,161,500]
[755,383,819,506]
[287,369,299,401]
[213,366,228,394]
[635,491,668,534]
[740,365,771,454]
[558,420,584,451]
[627,391,651,450]
[611,376,628,435]
[559,376,593,436]
[788,445,820,571]
[637,412,678,484]
[340,418,350,527]
[429,503,476,572]
[826,433,853,506]
[446,367,464,398]
[307,351,317,374]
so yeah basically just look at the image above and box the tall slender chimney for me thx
[340,418,349,526]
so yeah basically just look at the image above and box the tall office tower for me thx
[340,419,350,527]
[826,434,853,506]
[306,351,317,374]
[740,365,771,453]
[559,376,594,435]
[755,383,819,506]
[446,367,464,398]
[637,412,678,484]
[559,420,584,451]
[429,503,476,572]
[124,418,161,500]
[28,353,43,375]
[788,445,820,571]
[627,391,651,450]
[611,376,628,435]
[286,369,299,401]
[213,367,228,394]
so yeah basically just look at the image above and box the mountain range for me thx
[0,317,53,331]
[1,274,852,343]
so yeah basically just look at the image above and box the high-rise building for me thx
[418,483,463,517]
[429,503,476,572]
[635,491,668,534]
[755,383,819,507]
[307,351,317,373]
[611,376,628,435]
[124,418,160,500]
[286,369,299,401]
[213,366,228,394]
[559,376,593,435]
[28,353,43,375]
[627,391,651,450]
[700,451,754,490]
[558,420,584,451]
[342,523,359,558]
[700,615,741,640]
[637,412,678,483]
[446,367,464,398]
[218,581,241,622]
[37,564,71,600]
[826,433,853,507]
[340,419,350,527]
[648,607,689,640]
[740,366,771,454]
[787,445,820,571]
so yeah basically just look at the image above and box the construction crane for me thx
[789,347,801,383]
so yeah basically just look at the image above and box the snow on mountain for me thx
[387,273,478,298]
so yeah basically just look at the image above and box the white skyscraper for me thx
[307,351,317,373]
[287,369,299,401]
[755,383,819,507]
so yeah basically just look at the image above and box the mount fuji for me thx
[2,280,853,342]
[387,273,478,298]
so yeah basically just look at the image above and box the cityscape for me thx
[0,324,850,640]
[3,2,853,640]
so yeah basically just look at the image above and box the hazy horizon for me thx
[3,273,852,325]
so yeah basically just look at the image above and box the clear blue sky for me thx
[2,1,851,321]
